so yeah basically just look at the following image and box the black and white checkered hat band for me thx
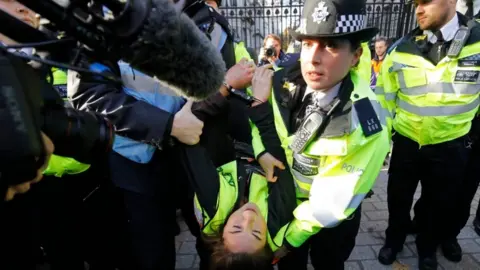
[334,14,366,34]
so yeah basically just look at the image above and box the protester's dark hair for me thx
[202,221,273,270]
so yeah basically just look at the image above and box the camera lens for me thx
[266,47,275,57]
[42,108,114,164]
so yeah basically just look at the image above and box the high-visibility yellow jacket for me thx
[193,161,293,254]
[375,19,480,145]
[353,42,373,84]
[251,69,390,248]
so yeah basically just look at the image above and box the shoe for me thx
[378,245,401,265]
[474,218,480,237]
[419,254,438,270]
[441,239,462,262]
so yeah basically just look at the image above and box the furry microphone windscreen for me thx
[123,0,226,100]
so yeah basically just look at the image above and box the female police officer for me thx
[247,0,390,268]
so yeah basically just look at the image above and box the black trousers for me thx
[0,188,44,270]
[0,163,110,270]
[451,142,480,238]
[277,206,362,270]
[385,133,470,257]
[414,140,480,239]
[109,152,177,270]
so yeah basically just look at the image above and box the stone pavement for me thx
[174,167,480,270]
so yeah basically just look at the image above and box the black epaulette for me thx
[353,98,383,137]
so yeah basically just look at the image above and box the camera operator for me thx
[0,3,82,270]
[1,2,119,269]
[3,132,54,202]
[258,34,287,67]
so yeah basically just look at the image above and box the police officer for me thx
[376,0,480,268]
[248,0,390,268]
[457,0,480,237]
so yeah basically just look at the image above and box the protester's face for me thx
[0,0,38,28]
[414,0,455,31]
[375,40,387,57]
[301,38,361,90]
[223,203,267,253]
[265,37,281,56]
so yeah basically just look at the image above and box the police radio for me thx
[290,111,324,154]
[447,26,470,58]
[290,99,341,154]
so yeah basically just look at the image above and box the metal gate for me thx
[219,0,418,51]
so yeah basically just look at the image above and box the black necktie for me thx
[428,30,448,65]
[292,92,313,132]
[434,30,444,43]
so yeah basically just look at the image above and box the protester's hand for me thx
[251,64,274,106]
[171,100,204,145]
[5,132,54,201]
[258,153,285,182]
[224,58,255,91]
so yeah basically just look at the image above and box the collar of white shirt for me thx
[424,13,460,44]
[303,82,341,108]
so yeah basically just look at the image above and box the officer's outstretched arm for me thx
[284,128,390,248]
[374,53,398,136]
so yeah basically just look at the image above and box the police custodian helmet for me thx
[291,0,379,42]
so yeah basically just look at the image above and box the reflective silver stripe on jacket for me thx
[397,98,480,116]
[292,170,312,195]
[375,86,398,102]
[392,62,480,96]
[401,82,480,96]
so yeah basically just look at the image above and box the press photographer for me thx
[257,34,287,67]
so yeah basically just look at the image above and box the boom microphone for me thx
[123,0,226,99]
[12,0,226,99]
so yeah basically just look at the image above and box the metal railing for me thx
[219,0,418,51]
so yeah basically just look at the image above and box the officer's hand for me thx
[225,58,255,90]
[251,64,274,106]
[5,132,54,201]
[171,100,204,145]
[258,152,285,182]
